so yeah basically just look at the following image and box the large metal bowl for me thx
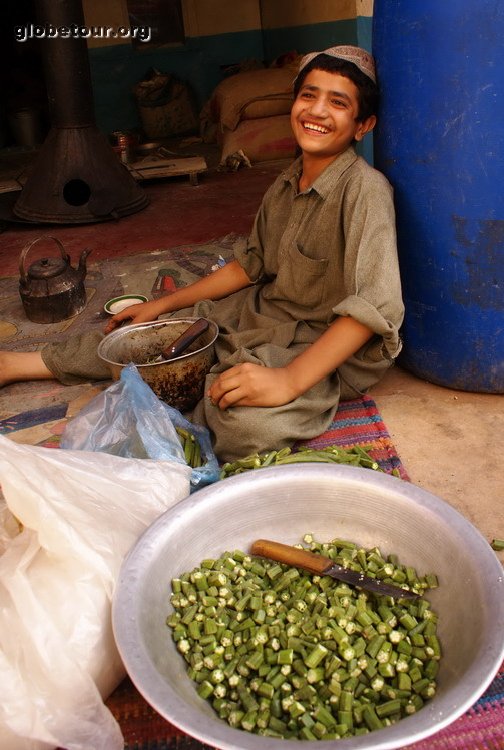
[112,465,504,749]
[97,317,218,411]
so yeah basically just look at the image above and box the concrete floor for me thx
[1,144,502,550]
[370,365,503,544]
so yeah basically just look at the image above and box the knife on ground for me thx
[250,539,419,600]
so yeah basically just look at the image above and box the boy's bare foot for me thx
[0,351,55,387]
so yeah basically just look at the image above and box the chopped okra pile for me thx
[166,534,441,740]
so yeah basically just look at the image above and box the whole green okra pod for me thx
[219,445,383,479]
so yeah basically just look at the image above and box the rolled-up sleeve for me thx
[333,294,402,359]
[331,168,404,360]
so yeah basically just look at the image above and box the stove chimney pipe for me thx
[13,0,149,224]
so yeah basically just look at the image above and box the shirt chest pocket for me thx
[272,242,329,309]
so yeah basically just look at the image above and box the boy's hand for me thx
[207,317,374,410]
[104,299,165,334]
[207,363,299,409]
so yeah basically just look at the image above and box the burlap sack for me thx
[210,67,295,131]
[219,115,297,164]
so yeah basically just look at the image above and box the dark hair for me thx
[293,54,379,121]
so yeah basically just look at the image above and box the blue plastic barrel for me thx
[372,1,504,393]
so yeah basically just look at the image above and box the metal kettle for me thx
[19,235,91,323]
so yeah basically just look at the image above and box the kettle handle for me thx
[19,235,69,283]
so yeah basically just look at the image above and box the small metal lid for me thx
[28,257,68,279]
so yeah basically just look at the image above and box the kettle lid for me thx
[27,256,68,279]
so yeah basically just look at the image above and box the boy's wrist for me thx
[283,362,311,400]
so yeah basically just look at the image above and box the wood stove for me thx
[13,0,149,224]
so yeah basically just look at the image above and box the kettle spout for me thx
[78,248,92,279]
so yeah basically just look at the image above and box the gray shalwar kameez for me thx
[42,147,404,461]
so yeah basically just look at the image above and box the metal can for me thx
[111,131,135,163]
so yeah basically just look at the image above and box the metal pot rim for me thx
[97,317,218,367]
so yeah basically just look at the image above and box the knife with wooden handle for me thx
[250,539,419,600]
[153,318,209,362]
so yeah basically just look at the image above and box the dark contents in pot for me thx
[147,360,207,412]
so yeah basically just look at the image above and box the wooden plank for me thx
[0,149,35,193]
[0,179,24,194]
[0,167,29,194]
[127,155,207,182]
[128,155,206,171]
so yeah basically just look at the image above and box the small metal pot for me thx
[97,318,218,411]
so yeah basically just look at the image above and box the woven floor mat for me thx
[296,394,409,480]
[0,393,409,482]
[0,235,238,353]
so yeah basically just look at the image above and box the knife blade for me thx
[250,539,419,600]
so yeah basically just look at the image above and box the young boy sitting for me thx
[0,46,404,462]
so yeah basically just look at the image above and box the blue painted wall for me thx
[89,30,264,135]
[89,16,374,162]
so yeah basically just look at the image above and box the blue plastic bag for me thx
[61,365,220,490]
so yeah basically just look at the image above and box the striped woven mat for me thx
[295,395,409,480]
[0,394,409,480]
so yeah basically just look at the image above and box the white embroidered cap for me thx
[297,45,376,84]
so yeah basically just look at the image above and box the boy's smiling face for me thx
[291,68,376,164]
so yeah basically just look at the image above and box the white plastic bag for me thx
[0,434,191,750]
